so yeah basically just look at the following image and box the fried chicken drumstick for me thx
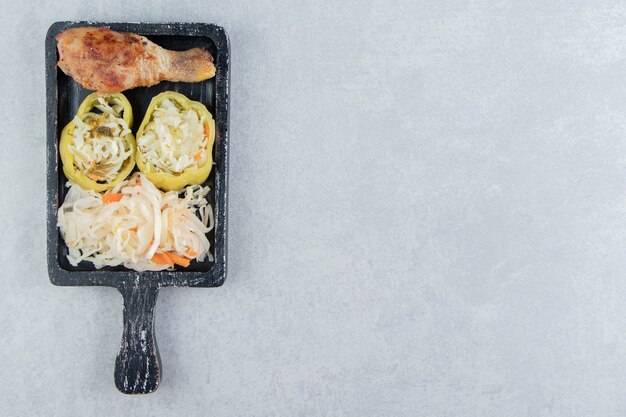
[56,27,216,93]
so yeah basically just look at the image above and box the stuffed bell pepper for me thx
[59,92,136,192]
[135,91,215,191]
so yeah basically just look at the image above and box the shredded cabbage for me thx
[57,172,213,271]
[136,98,207,174]
[69,97,133,183]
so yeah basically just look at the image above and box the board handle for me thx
[114,280,161,394]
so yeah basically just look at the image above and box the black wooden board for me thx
[45,21,230,394]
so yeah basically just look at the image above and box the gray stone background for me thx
[2,0,626,415]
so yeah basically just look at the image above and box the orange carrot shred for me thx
[167,252,191,267]
[151,252,173,267]
[204,123,210,139]
[185,250,198,258]
[102,193,123,203]
[87,173,101,181]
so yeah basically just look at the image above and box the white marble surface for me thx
[3,0,626,415]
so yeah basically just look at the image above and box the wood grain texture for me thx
[114,279,161,394]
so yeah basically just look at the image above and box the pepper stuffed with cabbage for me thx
[59,92,136,192]
[135,91,215,191]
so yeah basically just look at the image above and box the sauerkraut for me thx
[60,92,136,192]
[57,172,213,271]
[135,92,215,191]
[137,98,208,175]
[69,97,134,183]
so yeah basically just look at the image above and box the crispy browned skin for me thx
[56,27,215,93]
